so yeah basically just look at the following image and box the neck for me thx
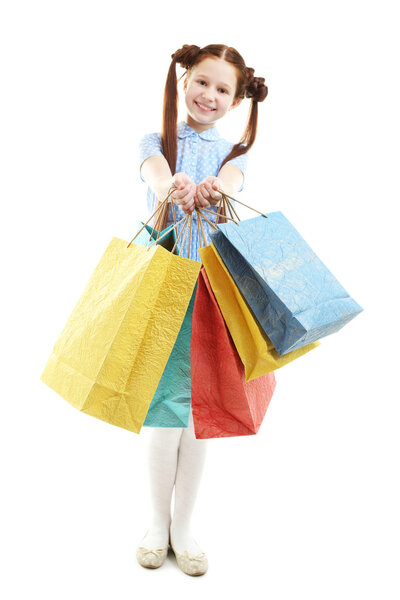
[185,114,216,133]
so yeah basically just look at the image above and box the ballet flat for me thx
[170,540,208,576]
[136,531,169,569]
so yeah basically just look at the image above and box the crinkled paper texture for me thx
[134,222,193,427]
[143,284,197,428]
[40,238,200,433]
[191,267,276,439]
[199,244,320,381]
[210,213,363,355]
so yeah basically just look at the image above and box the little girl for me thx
[136,43,268,576]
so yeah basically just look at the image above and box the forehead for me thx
[190,57,238,88]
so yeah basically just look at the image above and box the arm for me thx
[140,155,174,203]
[140,155,197,229]
[217,163,244,199]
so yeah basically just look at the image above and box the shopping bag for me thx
[199,243,320,381]
[133,220,180,255]
[210,213,363,356]
[191,267,276,439]
[143,283,196,427]
[132,218,194,427]
[40,237,200,433]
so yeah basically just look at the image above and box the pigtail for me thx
[161,45,201,176]
[220,69,268,170]
[156,45,200,232]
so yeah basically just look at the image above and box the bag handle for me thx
[134,209,207,258]
[195,188,268,231]
[127,186,177,248]
[127,187,268,256]
[217,189,268,221]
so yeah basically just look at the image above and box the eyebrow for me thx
[196,74,232,91]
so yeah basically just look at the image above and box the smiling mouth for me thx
[195,101,216,112]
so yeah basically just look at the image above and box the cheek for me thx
[220,96,232,110]
[185,89,195,104]
[187,86,199,101]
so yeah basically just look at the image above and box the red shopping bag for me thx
[191,267,277,439]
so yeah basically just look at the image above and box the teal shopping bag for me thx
[133,221,180,255]
[143,284,196,427]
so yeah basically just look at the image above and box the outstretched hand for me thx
[194,176,223,208]
[170,172,196,215]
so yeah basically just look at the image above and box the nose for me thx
[201,88,215,102]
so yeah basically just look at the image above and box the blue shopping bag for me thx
[134,221,193,427]
[210,212,363,356]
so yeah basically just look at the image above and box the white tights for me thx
[140,407,208,555]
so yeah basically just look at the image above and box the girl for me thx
[136,43,268,576]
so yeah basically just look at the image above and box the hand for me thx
[170,172,196,215]
[194,176,223,208]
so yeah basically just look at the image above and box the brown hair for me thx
[159,43,268,229]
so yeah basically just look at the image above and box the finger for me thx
[182,198,195,213]
[181,197,194,210]
[174,185,193,204]
[206,183,219,199]
[181,189,196,209]
[200,184,212,201]
[173,186,189,202]
[196,186,206,202]
[173,173,192,193]
[212,183,222,193]
[171,178,184,193]
[202,184,213,206]
[196,190,210,207]
[194,193,205,208]
[206,183,222,201]
[204,182,215,196]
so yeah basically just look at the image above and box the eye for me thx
[198,80,207,85]
[219,88,227,94]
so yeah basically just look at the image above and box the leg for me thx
[140,425,183,549]
[170,407,208,555]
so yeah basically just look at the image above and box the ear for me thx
[229,98,242,111]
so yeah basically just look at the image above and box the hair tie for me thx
[245,67,268,102]
[171,44,201,70]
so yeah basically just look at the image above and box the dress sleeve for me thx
[139,132,164,182]
[226,151,249,192]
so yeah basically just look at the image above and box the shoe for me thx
[136,530,169,569]
[169,534,208,576]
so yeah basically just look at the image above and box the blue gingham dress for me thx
[139,120,249,262]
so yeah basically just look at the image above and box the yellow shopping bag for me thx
[199,243,320,382]
[41,236,200,433]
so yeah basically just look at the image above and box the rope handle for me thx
[126,187,268,257]
[218,189,268,219]
[127,186,177,248]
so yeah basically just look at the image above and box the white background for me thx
[1,1,399,598]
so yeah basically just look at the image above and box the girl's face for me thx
[183,57,241,132]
